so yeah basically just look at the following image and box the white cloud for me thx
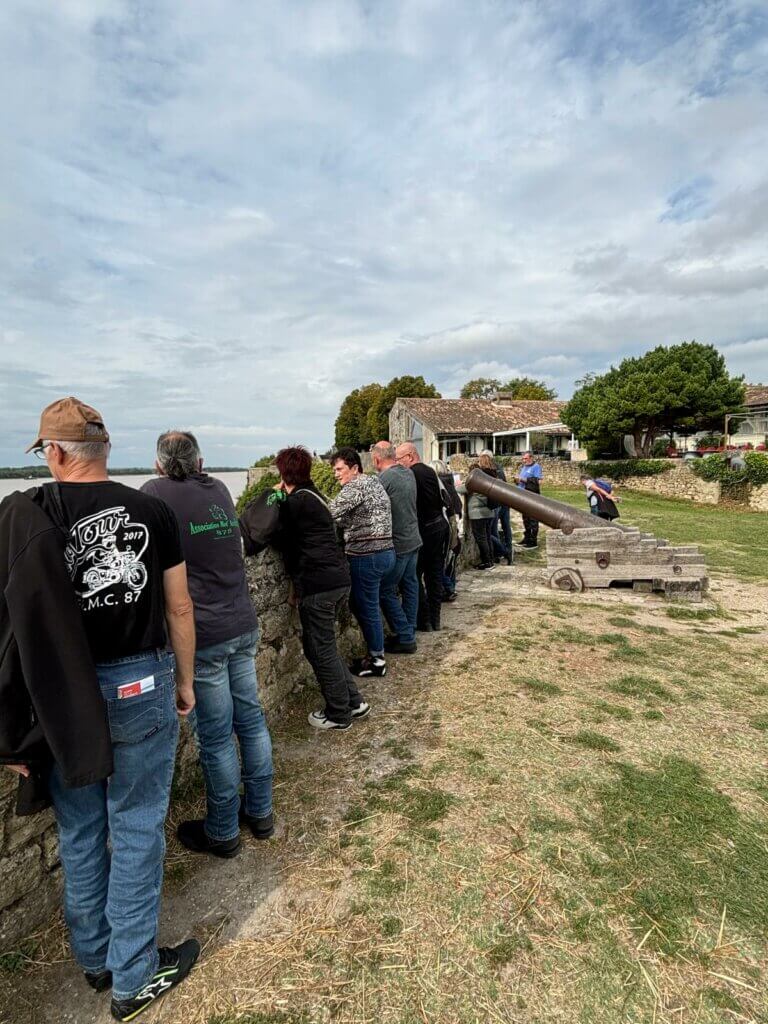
[1,0,767,464]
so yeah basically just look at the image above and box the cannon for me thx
[465,468,709,601]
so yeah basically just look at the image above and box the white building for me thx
[389,395,579,462]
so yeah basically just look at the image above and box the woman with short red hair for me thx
[269,447,370,731]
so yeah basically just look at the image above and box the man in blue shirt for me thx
[515,452,543,548]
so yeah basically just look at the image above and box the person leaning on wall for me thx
[142,431,274,859]
[241,445,371,731]
[328,447,395,678]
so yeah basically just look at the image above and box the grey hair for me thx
[44,423,108,462]
[374,442,397,460]
[479,449,494,458]
[430,459,448,474]
[156,431,201,481]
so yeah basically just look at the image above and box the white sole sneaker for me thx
[308,711,351,730]
[351,702,371,720]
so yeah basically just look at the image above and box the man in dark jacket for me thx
[240,446,370,731]
[23,397,200,1022]
[142,431,274,860]
[394,443,450,631]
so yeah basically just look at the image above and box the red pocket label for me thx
[117,675,156,700]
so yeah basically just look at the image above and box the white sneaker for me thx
[351,702,371,720]
[308,710,351,730]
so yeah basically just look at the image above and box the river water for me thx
[0,471,249,503]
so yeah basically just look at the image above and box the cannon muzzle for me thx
[465,467,610,535]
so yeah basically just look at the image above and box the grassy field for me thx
[157,578,768,1024]
[547,486,768,581]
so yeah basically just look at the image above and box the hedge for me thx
[583,459,672,481]
[690,452,768,486]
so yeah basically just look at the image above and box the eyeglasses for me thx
[33,444,52,460]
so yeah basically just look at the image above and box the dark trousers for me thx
[522,514,540,545]
[470,518,493,566]
[417,521,449,629]
[299,587,363,725]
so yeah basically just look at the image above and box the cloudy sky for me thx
[1,0,767,466]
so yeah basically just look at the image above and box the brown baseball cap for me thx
[26,397,110,453]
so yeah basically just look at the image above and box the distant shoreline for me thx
[0,466,247,479]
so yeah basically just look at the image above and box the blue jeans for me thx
[348,548,396,656]
[50,649,178,1001]
[191,629,273,842]
[379,549,419,643]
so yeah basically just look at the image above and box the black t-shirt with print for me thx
[39,481,184,661]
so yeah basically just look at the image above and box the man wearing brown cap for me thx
[14,398,201,1020]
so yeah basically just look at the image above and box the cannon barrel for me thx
[465,467,611,536]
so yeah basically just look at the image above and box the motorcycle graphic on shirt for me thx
[65,507,149,609]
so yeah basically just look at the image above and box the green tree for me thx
[499,377,557,400]
[334,383,383,449]
[365,375,441,442]
[563,342,745,458]
[460,377,501,399]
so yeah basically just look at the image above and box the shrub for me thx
[652,438,674,458]
[583,459,671,481]
[689,452,768,486]
[252,453,277,467]
[311,459,341,499]
[695,433,723,450]
[744,451,768,486]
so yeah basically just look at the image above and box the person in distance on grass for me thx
[371,441,421,655]
[329,447,395,678]
[142,432,274,858]
[459,453,498,570]
[242,445,371,731]
[394,442,450,632]
[24,398,200,1022]
[514,451,543,548]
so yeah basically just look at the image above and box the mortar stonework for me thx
[0,548,363,952]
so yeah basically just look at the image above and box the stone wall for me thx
[0,548,363,953]
[749,484,768,512]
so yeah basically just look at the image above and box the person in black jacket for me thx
[240,446,370,731]
[395,443,449,631]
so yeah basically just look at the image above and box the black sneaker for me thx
[177,819,241,859]
[110,939,200,1022]
[350,656,387,677]
[84,969,112,992]
[384,636,417,654]
[308,709,352,730]
[351,701,371,720]
[238,799,275,840]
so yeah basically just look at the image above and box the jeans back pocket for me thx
[106,676,170,745]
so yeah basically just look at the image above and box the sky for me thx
[1,0,767,466]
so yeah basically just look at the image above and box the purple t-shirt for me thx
[141,474,256,649]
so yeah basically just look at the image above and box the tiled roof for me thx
[744,384,768,407]
[394,398,567,434]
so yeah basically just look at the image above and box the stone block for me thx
[0,772,17,801]
[42,829,61,870]
[6,808,55,852]
[0,845,43,912]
